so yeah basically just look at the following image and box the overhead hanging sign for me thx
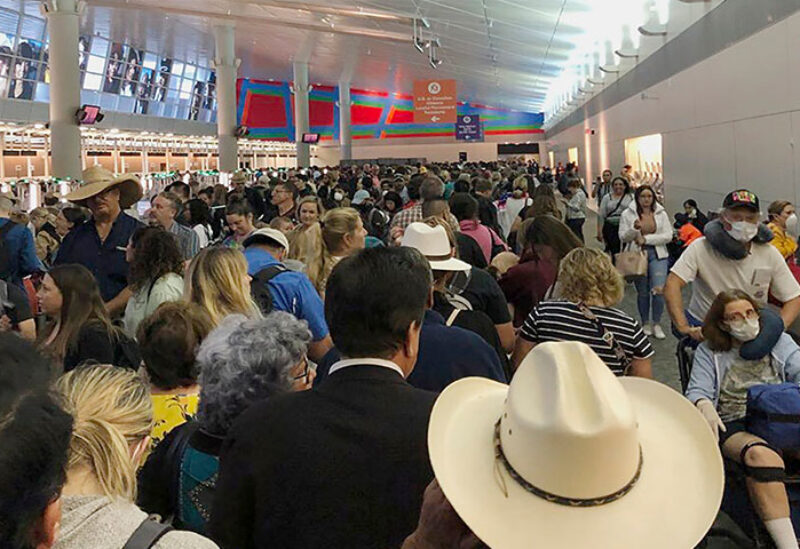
[413,79,457,124]
[455,114,483,141]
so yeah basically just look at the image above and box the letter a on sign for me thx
[413,79,457,124]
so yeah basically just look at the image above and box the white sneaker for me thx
[642,323,653,336]
[653,325,666,340]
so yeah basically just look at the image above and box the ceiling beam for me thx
[222,0,415,24]
[89,1,412,42]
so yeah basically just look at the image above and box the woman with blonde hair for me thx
[512,247,654,378]
[497,174,532,238]
[307,207,367,296]
[54,364,217,548]
[184,247,260,325]
[288,196,325,265]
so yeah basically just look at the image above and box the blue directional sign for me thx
[455,114,483,141]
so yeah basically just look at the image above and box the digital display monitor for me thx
[78,104,101,125]
[302,133,320,144]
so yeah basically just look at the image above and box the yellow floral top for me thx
[768,222,798,261]
[150,393,199,444]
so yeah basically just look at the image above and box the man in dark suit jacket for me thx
[209,247,437,549]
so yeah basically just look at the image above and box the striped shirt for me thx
[168,220,200,260]
[520,300,654,375]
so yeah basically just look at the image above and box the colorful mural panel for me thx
[237,78,544,142]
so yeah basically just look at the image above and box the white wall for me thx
[313,133,544,166]
[546,10,800,215]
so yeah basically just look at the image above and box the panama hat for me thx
[428,341,723,549]
[65,166,142,209]
[401,222,470,272]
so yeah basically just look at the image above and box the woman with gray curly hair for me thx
[137,311,312,535]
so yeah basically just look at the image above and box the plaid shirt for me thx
[168,220,200,260]
[390,204,460,233]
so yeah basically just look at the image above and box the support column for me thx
[214,25,239,173]
[338,81,352,162]
[293,61,310,168]
[0,134,5,180]
[42,0,82,179]
[43,135,49,177]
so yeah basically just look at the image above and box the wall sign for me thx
[455,114,482,141]
[413,79,457,123]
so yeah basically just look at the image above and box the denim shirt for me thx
[0,217,43,287]
[243,247,329,341]
[55,212,142,302]
[685,333,800,407]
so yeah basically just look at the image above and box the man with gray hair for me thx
[150,191,200,260]
[0,192,43,287]
[390,175,460,233]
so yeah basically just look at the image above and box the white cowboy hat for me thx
[65,165,142,209]
[401,222,470,272]
[428,341,723,549]
[242,227,289,251]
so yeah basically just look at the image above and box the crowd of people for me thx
[3,157,800,548]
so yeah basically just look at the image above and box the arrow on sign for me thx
[431,116,441,122]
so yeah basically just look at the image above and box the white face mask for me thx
[333,192,344,202]
[725,219,759,243]
[727,317,760,342]
[787,213,799,238]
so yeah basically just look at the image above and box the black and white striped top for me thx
[519,300,654,375]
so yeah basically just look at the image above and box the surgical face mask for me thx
[787,213,799,238]
[726,317,760,342]
[725,219,759,243]
[333,191,344,202]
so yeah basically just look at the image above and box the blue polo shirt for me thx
[55,212,142,302]
[0,218,43,288]
[314,310,506,392]
[243,247,329,341]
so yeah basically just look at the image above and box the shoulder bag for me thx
[576,301,633,376]
[614,241,647,281]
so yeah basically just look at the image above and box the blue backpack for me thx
[747,383,800,449]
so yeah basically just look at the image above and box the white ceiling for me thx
[43,0,725,112]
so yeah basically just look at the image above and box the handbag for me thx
[576,302,633,376]
[615,242,647,280]
[746,383,800,449]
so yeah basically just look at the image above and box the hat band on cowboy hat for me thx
[493,419,643,507]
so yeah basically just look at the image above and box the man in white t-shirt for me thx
[665,189,800,341]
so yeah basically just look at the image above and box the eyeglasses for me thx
[292,355,310,382]
[724,309,759,323]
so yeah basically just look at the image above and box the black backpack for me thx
[251,264,289,314]
[0,220,17,281]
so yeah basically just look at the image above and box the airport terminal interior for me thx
[5,1,800,548]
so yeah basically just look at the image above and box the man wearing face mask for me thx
[767,200,800,265]
[665,190,800,342]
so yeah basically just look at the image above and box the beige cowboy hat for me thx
[428,341,724,549]
[65,165,142,209]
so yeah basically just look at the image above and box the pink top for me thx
[459,219,507,264]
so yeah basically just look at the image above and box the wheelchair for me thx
[677,336,800,548]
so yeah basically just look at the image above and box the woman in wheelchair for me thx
[687,289,800,549]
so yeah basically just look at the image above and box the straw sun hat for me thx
[428,341,724,549]
[65,165,142,209]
